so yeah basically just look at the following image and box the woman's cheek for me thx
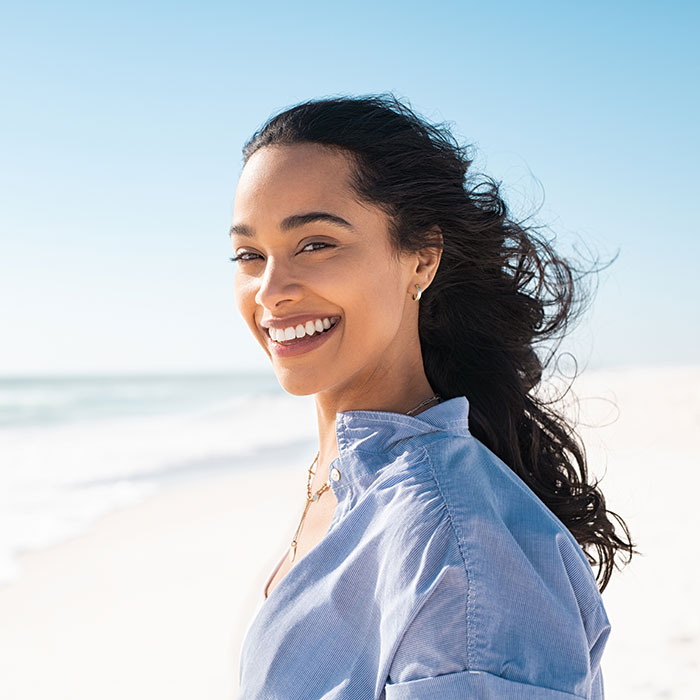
[233,273,255,311]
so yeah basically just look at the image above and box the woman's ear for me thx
[414,226,443,289]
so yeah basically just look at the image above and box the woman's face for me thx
[230,143,423,397]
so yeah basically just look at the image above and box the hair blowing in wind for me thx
[241,92,636,591]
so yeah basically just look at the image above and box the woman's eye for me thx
[229,242,333,264]
[300,241,334,253]
[229,252,262,263]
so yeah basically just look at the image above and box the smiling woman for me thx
[229,93,634,700]
[230,142,436,399]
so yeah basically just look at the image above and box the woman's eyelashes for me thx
[229,241,335,263]
[300,241,334,253]
[230,252,262,263]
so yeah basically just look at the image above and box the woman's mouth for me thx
[266,316,341,358]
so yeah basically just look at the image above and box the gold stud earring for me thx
[412,284,422,301]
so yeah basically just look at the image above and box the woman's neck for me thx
[311,365,437,488]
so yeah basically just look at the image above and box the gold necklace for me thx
[288,451,324,562]
[288,393,441,563]
[405,393,441,415]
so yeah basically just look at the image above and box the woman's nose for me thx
[254,259,303,309]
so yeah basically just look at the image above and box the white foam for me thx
[0,386,317,585]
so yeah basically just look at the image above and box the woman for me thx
[230,94,634,699]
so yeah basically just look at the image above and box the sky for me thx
[1,0,698,376]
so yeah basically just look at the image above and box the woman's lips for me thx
[267,318,341,358]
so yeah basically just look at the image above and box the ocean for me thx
[0,373,317,585]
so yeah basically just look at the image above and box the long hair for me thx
[241,92,635,591]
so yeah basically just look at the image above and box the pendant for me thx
[289,540,297,562]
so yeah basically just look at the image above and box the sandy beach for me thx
[0,366,698,699]
[0,465,302,700]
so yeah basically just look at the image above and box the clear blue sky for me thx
[1,1,697,375]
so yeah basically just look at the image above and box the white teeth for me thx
[269,316,340,343]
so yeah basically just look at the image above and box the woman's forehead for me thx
[241,143,354,188]
[234,145,366,226]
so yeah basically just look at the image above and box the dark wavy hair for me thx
[241,92,635,591]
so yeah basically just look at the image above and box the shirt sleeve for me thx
[384,669,589,699]
[382,562,596,699]
[382,526,609,700]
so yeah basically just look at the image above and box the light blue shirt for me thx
[238,396,609,699]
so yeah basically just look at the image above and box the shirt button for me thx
[330,467,341,481]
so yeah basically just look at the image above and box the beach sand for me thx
[0,366,698,699]
[0,466,302,700]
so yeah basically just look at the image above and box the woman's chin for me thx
[272,367,328,397]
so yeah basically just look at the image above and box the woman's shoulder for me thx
[380,433,610,696]
[372,431,593,577]
[420,432,603,598]
[380,431,578,541]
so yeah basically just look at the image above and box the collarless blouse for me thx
[237,396,610,699]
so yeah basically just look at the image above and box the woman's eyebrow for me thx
[229,211,355,238]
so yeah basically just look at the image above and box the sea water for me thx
[0,373,317,585]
